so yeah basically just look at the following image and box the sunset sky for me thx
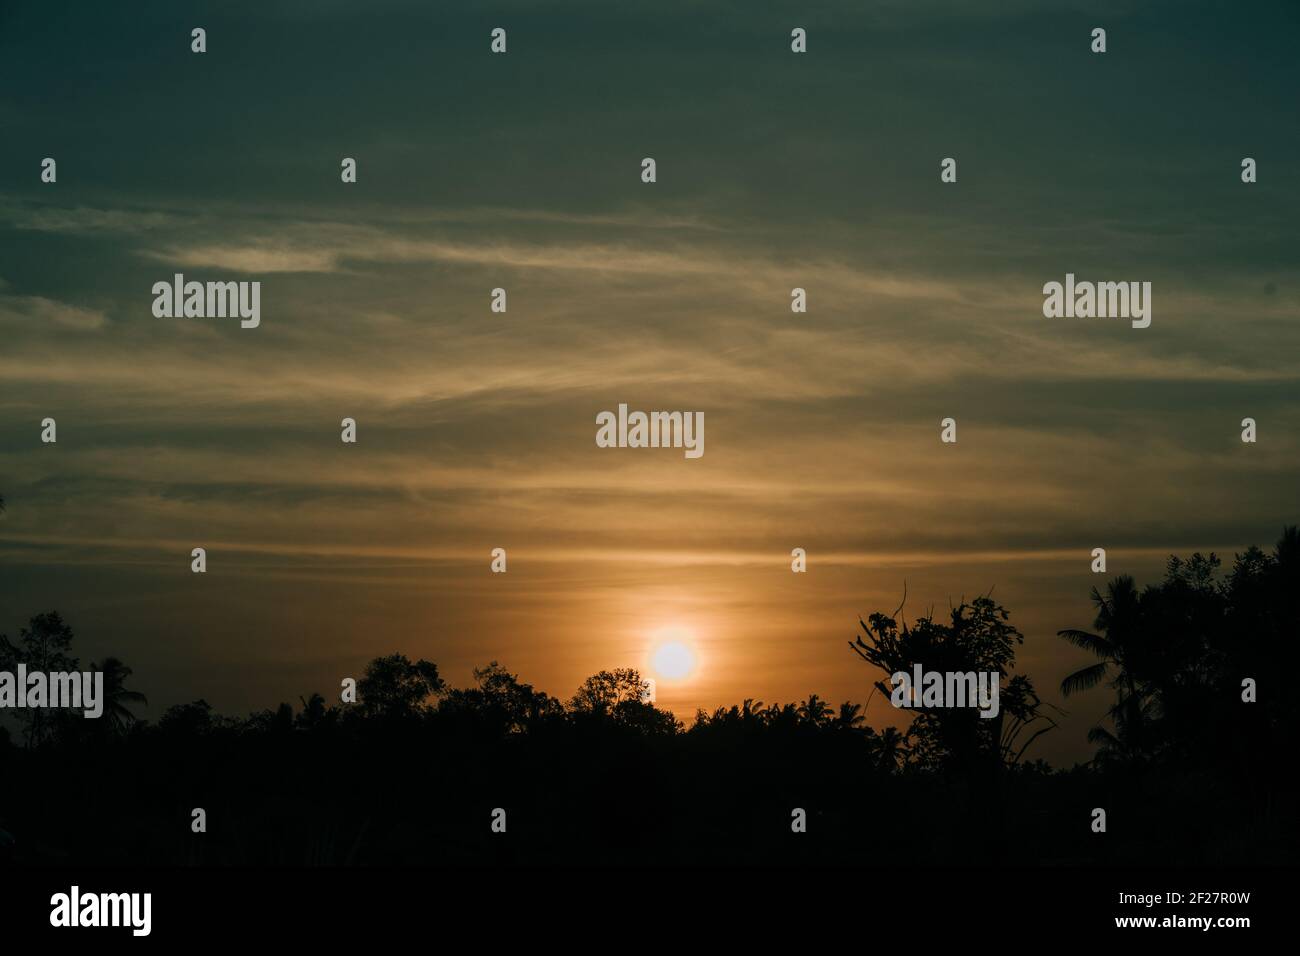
[2,0,1297,765]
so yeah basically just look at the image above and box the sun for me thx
[649,626,699,681]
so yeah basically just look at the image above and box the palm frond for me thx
[1086,725,1121,748]
[1060,661,1109,697]
[1056,629,1114,658]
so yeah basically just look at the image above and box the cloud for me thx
[141,242,340,274]
[0,201,190,236]
[0,290,107,330]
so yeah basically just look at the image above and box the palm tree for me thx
[797,693,832,728]
[93,657,148,736]
[871,726,907,772]
[763,702,798,730]
[834,701,866,733]
[1057,575,1150,757]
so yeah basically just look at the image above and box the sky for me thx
[1,0,1298,764]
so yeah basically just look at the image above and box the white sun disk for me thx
[651,641,697,680]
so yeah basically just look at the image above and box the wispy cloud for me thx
[0,289,107,330]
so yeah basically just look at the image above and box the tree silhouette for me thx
[834,701,866,733]
[797,693,832,728]
[569,668,681,735]
[440,661,563,734]
[91,657,149,737]
[355,653,443,723]
[851,596,1054,773]
[295,692,331,731]
[1056,527,1300,773]
[568,668,650,714]
[0,612,79,747]
[1057,575,1151,761]
[869,726,907,773]
[158,699,217,736]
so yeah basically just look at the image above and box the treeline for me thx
[0,528,1296,866]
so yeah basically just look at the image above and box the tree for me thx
[295,692,333,731]
[245,701,295,735]
[1220,527,1300,765]
[569,669,681,735]
[870,726,908,773]
[1057,574,1163,762]
[0,612,80,747]
[356,654,443,722]
[568,668,651,715]
[438,661,563,734]
[851,595,1054,773]
[1060,529,1300,771]
[763,702,800,732]
[797,693,832,728]
[833,701,867,733]
[157,699,217,736]
[90,657,148,737]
